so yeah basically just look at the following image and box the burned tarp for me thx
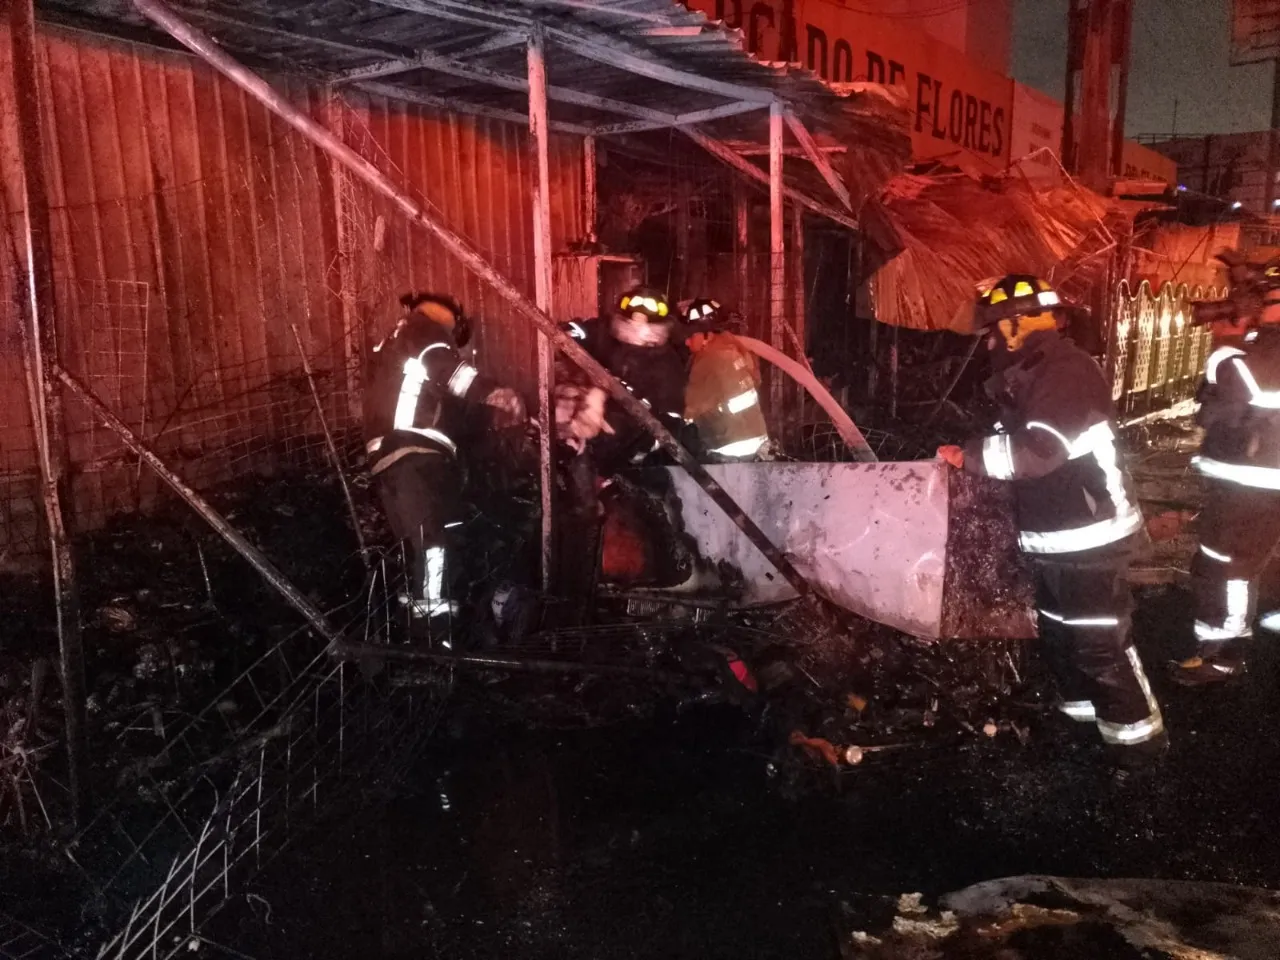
[647,461,1035,641]
[863,171,1124,334]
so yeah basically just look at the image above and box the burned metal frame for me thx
[1,0,874,837]
[132,0,818,601]
[9,0,91,827]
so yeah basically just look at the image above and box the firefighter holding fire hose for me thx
[937,275,1165,761]
[1172,256,1280,685]
[364,293,526,643]
[681,298,771,461]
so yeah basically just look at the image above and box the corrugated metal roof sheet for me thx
[39,0,910,202]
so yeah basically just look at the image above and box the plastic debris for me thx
[788,731,841,768]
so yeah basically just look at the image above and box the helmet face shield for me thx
[612,313,672,346]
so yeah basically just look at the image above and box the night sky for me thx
[1011,0,1273,138]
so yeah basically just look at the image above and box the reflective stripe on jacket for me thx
[1195,328,1280,489]
[685,333,768,458]
[962,331,1144,555]
[364,323,493,474]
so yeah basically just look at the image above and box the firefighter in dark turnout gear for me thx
[1174,257,1280,685]
[561,287,688,468]
[365,294,526,640]
[937,275,1164,757]
[553,288,688,593]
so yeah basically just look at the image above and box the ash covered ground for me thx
[5,417,1280,959]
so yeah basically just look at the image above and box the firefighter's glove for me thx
[485,387,528,430]
[554,384,613,454]
[936,445,965,469]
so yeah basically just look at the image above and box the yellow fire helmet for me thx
[618,286,671,323]
[977,275,1062,326]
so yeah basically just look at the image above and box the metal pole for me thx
[1078,0,1115,191]
[1109,0,1132,179]
[322,90,364,422]
[288,323,368,566]
[528,29,556,592]
[131,0,812,597]
[58,367,343,645]
[583,134,597,242]
[1061,0,1080,172]
[332,641,696,683]
[9,0,91,826]
[789,207,805,425]
[734,183,749,310]
[769,101,785,418]
[1266,58,1280,222]
[790,208,805,355]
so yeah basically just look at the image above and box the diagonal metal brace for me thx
[57,366,343,646]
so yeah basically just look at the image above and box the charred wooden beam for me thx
[784,110,852,211]
[681,126,859,230]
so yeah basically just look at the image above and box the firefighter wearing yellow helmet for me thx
[937,274,1164,762]
[364,293,526,643]
[1175,256,1280,685]
[555,286,687,468]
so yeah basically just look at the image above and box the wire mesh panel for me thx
[78,574,448,960]
[0,914,72,960]
[1110,281,1135,403]
[1129,283,1158,397]
[1108,279,1209,417]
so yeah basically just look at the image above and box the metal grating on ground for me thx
[35,564,448,960]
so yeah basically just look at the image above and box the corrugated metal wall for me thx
[0,23,584,563]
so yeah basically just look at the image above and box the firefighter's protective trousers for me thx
[1034,541,1163,745]
[375,452,463,620]
[1191,479,1280,654]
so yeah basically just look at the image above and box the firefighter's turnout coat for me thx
[960,330,1161,748]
